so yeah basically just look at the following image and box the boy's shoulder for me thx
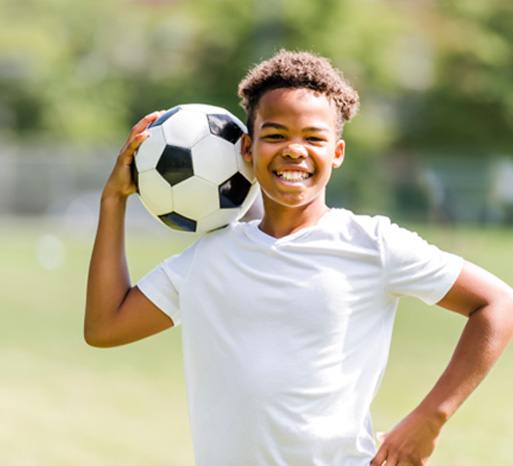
[174,221,244,258]
[322,209,426,263]
[325,208,394,240]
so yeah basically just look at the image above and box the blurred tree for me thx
[0,0,407,150]
[1,0,512,212]
[397,0,513,153]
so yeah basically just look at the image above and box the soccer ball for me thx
[131,104,259,233]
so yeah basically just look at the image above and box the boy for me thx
[85,50,513,466]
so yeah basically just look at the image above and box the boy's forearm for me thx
[371,299,513,465]
[83,112,163,345]
[84,193,131,341]
[416,298,513,428]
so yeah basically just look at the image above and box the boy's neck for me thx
[258,198,330,239]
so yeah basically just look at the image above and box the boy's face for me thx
[241,87,345,213]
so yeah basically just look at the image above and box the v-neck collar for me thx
[243,209,335,246]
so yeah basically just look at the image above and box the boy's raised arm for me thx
[371,261,513,466]
[84,111,174,348]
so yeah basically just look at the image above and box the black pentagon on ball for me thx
[207,114,243,144]
[156,145,194,186]
[159,212,197,232]
[149,106,181,128]
[219,172,251,208]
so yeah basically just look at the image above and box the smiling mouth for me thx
[273,170,312,182]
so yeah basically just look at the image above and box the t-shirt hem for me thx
[424,254,465,305]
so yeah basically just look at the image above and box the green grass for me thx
[1,221,512,465]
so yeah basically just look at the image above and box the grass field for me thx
[1,220,512,465]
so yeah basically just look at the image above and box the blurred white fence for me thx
[0,145,168,236]
[1,144,513,226]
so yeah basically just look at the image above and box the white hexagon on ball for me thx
[172,176,219,219]
[192,135,239,185]
[135,126,167,173]
[138,170,173,215]
[162,109,210,148]
[183,104,229,115]
[197,207,241,232]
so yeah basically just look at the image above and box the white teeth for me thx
[276,171,310,181]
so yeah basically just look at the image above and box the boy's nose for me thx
[282,143,307,159]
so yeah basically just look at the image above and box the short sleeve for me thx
[379,219,464,305]
[136,242,198,327]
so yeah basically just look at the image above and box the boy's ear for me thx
[241,133,253,162]
[332,139,345,168]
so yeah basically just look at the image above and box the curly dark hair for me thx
[238,49,359,135]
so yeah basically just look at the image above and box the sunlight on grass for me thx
[1,222,512,465]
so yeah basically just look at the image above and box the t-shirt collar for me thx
[242,209,335,246]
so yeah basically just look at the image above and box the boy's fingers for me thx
[116,109,166,163]
[129,131,149,153]
[370,432,389,465]
[370,447,388,465]
[382,454,398,466]
[130,111,162,135]
[119,131,149,163]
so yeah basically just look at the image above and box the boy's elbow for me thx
[499,292,513,341]
[83,322,116,348]
[84,328,104,347]
[473,291,513,343]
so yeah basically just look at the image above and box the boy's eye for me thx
[263,133,285,140]
[306,136,326,143]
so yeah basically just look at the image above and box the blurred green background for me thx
[1,0,513,464]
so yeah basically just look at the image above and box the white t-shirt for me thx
[137,209,463,466]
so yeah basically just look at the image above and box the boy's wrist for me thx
[414,402,450,434]
[100,188,130,205]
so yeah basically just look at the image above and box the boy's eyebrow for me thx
[261,122,287,130]
[261,122,330,132]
